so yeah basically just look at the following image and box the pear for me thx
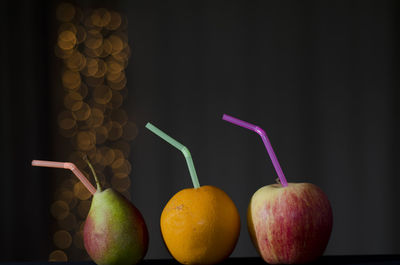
[83,158,149,265]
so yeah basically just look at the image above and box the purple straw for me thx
[222,114,288,187]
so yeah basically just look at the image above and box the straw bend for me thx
[254,126,266,138]
[32,159,97,194]
[222,114,288,187]
[180,146,191,159]
[145,122,201,189]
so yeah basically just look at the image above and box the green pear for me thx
[83,159,149,265]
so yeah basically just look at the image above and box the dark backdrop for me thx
[1,0,399,261]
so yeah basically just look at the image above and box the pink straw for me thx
[32,160,97,194]
[222,114,288,187]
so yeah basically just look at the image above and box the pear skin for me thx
[83,188,149,265]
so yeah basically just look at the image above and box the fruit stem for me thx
[83,155,103,192]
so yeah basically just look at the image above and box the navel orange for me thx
[160,185,240,265]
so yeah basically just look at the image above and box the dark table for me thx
[1,256,400,265]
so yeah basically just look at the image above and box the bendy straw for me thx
[222,114,288,187]
[145,122,200,189]
[32,160,97,194]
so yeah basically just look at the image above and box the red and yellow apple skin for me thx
[247,183,333,264]
[83,189,149,265]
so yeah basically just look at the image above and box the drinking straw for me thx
[32,160,97,194]
[222,114,288,187]
[145,122,200,189]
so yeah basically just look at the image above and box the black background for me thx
[1,0,399,261]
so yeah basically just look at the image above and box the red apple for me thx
[247,183,333,264]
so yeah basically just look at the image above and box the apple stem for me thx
[83,155,102,192]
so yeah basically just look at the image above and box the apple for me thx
[247,183,333,264]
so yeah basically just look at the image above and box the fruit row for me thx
[33,114,333,265]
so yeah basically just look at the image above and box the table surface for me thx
[1,256,400,265]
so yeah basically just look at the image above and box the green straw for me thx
[145,122,200,189]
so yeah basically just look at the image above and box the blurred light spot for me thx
[85,76,104,87]
[76,131,96,151]
[54,45,74,59]
[83,15,94,28]
[112,141,131,157]
[51,201,70,220]
[122,122,138,141]
[64,92,83,111]
[91,8,111,27]
[62,70,81,89]
[106,71,123,82]
[107,59,123,74]
[84,45,103,58]
[62,178,78,190]
[106,11,122,30]
[93,59,107,78]
[108,35,123,54]
[56,2,75,22]
[76,83,89,98]
[73,181,92,200]
[49,250,68,262]
[114,159,131,175]
[59,125,77,138]
[94,126,108,144]
[58,111,76,130]
[58,213,77,231]
[109,91,123,108]
[54,230,72,249]
[58,31,77,50]
[86,146,98,161]
[101,39,112,57]
[108,77,127,91]
[93,85,112,104]
[108,121,123,141]
[57,190,75,206]
[75,25,87,44]
[58,23,77,35]
[72,102,91,121]
[86,108,104,128]
[103,120,113,132]
[84,30,103,49]
[113,149,124,160]
[111,158,124,170]
[73,231,84,249]
[65,51,86,72]
[99,146,115,166]
[81,58,98,77]
[111,176,130,192]
[77,200,91,219]
[110,109,128,126]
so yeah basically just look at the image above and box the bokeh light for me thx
[56,3,75,22]
[73,181,92,200]
[58,213,78,231]
[49,250,68,262]
[55,3,133,261]
[111,176,130,192]
[54,230,73,249]
[51,201,70,220]
[77,200,91,219]
[72,102,91,121]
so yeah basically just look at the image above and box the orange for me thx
[160,185,240,265]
